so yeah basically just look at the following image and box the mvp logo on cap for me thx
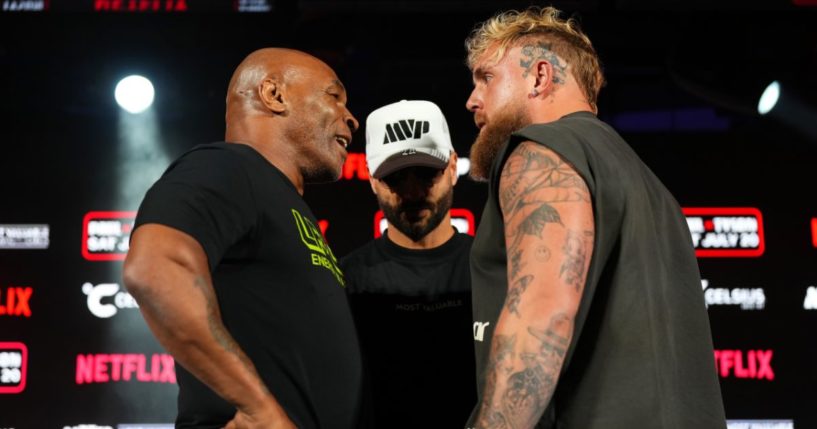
[366,100,455,179]
[383,119,430,144]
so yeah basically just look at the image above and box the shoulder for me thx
[169,142,249,171]
[499,141,591,215]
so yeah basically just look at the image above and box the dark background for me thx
[1,0,816,427]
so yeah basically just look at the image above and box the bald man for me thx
[123,48,362,429]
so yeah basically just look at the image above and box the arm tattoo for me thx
[478,334,517,428]
[476,313,573,429]
[192,276,237,353]
[500,142,591,287]
[509,249,524,281]
[481,142,591,428]
[520,42,568,84]
[560,230,593,292]
[192,276,267,389]
[507,275,534,317]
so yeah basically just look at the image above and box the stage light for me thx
[457,157,471,177]
[757,81,780,115]
[114,75,155,114]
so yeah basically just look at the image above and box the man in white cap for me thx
[340,100,477,428]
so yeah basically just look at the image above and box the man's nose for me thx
[396,176,430,200]
[345,108,360,132]
[466,88,481,112]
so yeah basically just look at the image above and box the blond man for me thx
[464,7,726,429]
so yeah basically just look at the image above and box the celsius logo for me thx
[701,279,765,310]
[684,207,765,257]
[383,119,429,144]
[726,421,794,429]
[0,287,32,318]
[0,342,28,394]
[374,208,475,238]
[82,283,138,318]
[0,224,49,249]
[76,353,175,384]
[804,286,817,310]
[714,350,774,381]
[82,211,136,261]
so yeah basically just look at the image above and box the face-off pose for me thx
[124,48,363,429]
[464,8,726,429]
[341,100,477,428]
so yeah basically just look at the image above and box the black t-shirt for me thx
[134,142,362,429]
[341,231,476,429]
[469,112,726,428]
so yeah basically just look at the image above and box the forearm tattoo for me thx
[476,313,573,429]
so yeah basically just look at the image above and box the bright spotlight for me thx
[115,75,155,114]
[757,81,780,115]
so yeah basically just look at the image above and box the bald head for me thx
[222,47,358,192]
[226,48,333,118]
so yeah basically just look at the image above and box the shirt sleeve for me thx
[133,146,257,271]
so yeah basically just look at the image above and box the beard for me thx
[379,185,454,242]
[469,100,531,181]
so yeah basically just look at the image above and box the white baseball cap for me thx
[365,100,454,179]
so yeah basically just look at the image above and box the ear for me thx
[258,78,286,114]
[368,177,379,195]
[530,60,555,98]
[448,151,459,186]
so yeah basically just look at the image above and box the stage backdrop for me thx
[1,3,816,429]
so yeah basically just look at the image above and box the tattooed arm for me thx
[475,142,594,429]
[123,224,295,429]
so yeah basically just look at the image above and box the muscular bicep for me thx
[126,223,210,284]
[499,141,594,319]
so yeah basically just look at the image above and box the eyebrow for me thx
[330,79,346,93]
[472,67,487,84]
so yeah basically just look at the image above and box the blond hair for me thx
[466,6,605,109]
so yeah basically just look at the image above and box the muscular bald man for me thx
[123,48,362,429]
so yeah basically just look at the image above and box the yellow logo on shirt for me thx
[291,209,344,286]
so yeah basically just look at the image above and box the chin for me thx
[304,164,342,184]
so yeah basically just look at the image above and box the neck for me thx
[226,117,305,195]
[385,213,455,250]
[530,97,594,124]
[530,80,595,124]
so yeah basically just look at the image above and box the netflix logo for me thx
[75,353,175,384]
[714,350,774,381]
[0,286,32,318]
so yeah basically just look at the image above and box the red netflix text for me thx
[75,353,175,384]
[341,153,369,181]
[94,0,187,12]
[0,287,32,318]
[714,350,775,381]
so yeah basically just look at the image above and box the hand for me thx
[224,405,298,429]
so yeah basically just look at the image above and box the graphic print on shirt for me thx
[291,209,344,286]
